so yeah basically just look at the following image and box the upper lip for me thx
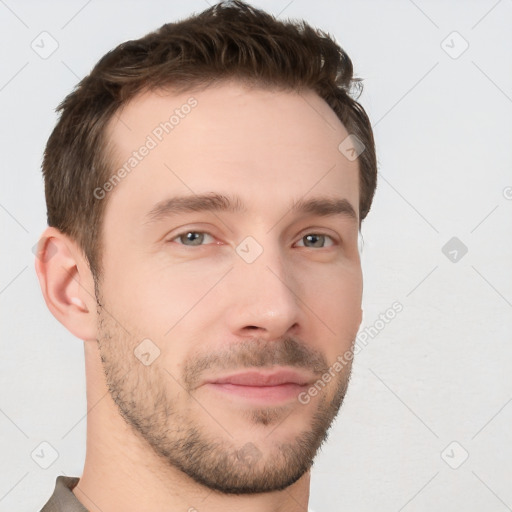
[204,368,314,387]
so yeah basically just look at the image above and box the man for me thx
[35,1,377,510]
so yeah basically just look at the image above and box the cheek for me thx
[101,249,207,331]
[303,263,362,342]
[99,258,227,384]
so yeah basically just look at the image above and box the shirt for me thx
[40,476,88,512]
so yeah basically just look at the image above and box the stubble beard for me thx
[95,299,353,494]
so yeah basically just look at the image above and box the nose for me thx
[223,245,301,341]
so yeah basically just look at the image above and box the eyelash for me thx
[168,230,337,248]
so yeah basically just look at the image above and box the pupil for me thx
[306,234,323,247]
[186,232,202,245]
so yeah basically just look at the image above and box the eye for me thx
[170,231,215,246]
[296,233,335,248]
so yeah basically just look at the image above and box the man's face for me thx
[96,82,362,493]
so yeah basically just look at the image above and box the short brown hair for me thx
[42,0,377,279]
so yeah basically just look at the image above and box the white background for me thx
[1,1,511,511]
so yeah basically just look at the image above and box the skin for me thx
[36,81,363,512]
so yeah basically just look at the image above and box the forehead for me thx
[102,82,359,223]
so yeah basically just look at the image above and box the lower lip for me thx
[204,382,308,404]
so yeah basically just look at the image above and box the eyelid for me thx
[296,225,340,241]
[163,221,219,239]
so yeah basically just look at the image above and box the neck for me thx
[73,340,311,512]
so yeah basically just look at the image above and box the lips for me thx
[201,368,314,404]
[206,369,312,387]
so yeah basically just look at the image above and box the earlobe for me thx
[35,227,97,341]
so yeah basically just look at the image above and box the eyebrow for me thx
[144,193,357,224]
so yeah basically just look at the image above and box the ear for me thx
[35,227,97,341]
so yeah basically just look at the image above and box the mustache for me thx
[182,337,330,391]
